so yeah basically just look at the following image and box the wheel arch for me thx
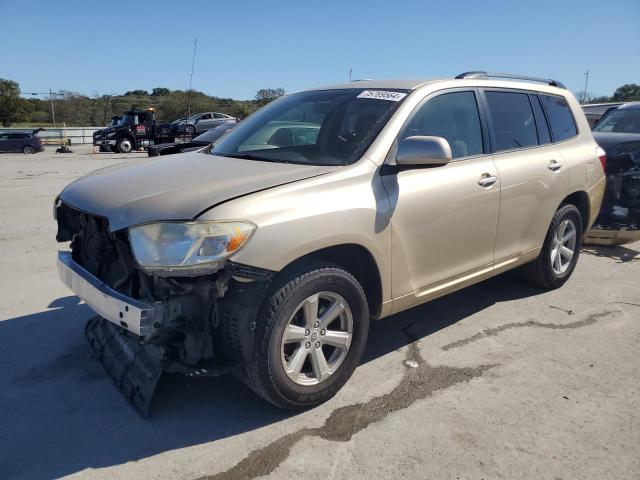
[275,243,383,321]
[560,190,590,232]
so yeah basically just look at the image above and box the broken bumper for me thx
[584,228,640,246]
[57,251,159,336]
[93,139,116,146]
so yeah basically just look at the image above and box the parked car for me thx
[0,132,44,154]
[55,72,605,415]
[582,102,622,128]
[170,112,235,136]
[584,102,640,245]
[148,121,237,157]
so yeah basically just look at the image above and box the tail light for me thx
[596,145,607,172]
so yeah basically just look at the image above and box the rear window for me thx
[531,95,552,145]
[485,91,538,151]
[539,94,578,141]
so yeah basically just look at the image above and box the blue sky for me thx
[1,0,638,100]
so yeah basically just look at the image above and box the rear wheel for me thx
[22,145,37,154]
[116,137,133,153]
[522,204,583,289]
[244,260,369,410]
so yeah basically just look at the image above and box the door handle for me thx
[478,173,497,187]
[548,159,563,171]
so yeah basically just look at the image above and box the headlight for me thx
[129,221,255,276]
[107,131,116,137]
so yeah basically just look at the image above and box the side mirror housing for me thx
[395,136,452,166]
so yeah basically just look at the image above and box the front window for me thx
[120,113,135,125]
[593,108,640,134]
[213,88,409,165]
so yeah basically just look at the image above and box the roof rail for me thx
[455,71,566,89]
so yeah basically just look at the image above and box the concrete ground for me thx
[0,145,638,480]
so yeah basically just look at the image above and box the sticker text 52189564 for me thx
[356,90,408,102]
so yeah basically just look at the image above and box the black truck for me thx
[93,109,174,153]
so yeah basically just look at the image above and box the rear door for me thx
[482,89,570,261]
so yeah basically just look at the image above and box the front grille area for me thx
[56,202,140,298]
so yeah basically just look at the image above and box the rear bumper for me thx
[57,251,160,336]
[584,228,640,246]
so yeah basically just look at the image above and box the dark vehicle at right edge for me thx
[585,102,640,245]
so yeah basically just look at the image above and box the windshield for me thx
[212,88,409,165]
[594,107,640,134]
[120,113,134,125]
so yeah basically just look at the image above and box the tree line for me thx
[2,77,640,128]
[0,79,286,127]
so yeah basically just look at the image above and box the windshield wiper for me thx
[216,152,286,163]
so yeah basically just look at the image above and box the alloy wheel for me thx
[550,218,577,275]
[280,292,353,386]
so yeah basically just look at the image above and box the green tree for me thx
[612,84,640,102]
[255,88,285,106]
[151,87,170,97]
[124,89,149,97]
[0,78,33,126]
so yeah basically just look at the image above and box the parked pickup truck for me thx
[93,109,174,153]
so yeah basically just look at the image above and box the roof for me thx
[302,76,569,96]
[304,78,441,91]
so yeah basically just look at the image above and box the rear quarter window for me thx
[539,94,578,141]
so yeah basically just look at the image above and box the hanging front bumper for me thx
[57,251,160,336]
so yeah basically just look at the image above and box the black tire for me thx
[521,204,583,289]
[244,259,369,410]
[22,145,37,154]
[185,124,196,136]
[116,137,133,153]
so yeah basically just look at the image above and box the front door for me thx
[383,90,500,312]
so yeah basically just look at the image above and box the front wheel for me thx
[116,137,133,153]
[521,204,583,289]
[244,260,369,410]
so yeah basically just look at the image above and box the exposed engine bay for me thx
[585,137,640,245]
[55,202,273,415]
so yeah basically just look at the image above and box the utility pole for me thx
[25,90,63,126]
[187,38,198,118]
[349,68,352,82]
[49,88,56,126]
[582,70,589,104]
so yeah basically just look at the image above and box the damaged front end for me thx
[585,143,640,246]
[55,202,273,415]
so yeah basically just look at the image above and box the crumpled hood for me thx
[59,152,336,231]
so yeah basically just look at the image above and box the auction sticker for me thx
[357,90,407,101]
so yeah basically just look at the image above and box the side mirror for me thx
[395,136,452,166]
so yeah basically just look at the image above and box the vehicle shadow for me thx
[582,243,639,263]
[0,273,542,480]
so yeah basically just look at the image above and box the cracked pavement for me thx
[0,146,639,480]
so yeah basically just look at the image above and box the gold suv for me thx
[55,72,605,413]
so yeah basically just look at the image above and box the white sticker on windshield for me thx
[357,90,407,102]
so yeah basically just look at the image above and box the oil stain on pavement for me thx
[440,310,616,351]
[198,309,616,480]
[198,323,492,480]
